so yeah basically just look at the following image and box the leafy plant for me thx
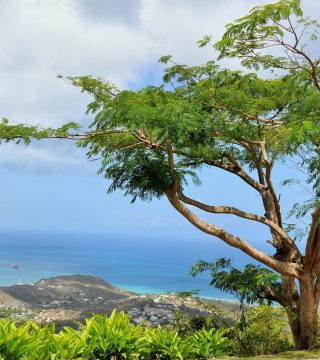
[191,258,281,305]
[188,327,232,359]
[56,310,143,359]
[174,311,218,337]
[141,326,188,360]
[0,320,58,360]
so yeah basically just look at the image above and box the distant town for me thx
[0,275,239,330]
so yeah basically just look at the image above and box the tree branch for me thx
[166,192,302,278]
[177,191,301,259]
[205,158,266,193]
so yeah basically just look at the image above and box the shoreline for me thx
[1,273,238,303]
[0,274,242,329]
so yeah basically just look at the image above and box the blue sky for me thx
[0,0,317,255]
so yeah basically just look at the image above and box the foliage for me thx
[213,0,320,208]
[0,310,232,359]
[232,306,294,356]
[68,64,307,201]
[191,258,281,305]
[189,327,232,358]
[85,310,143,359]
[58,0,320,216]
[0,118,81,145]
[141,326,188,360]
[55,310,144,359]
[174,311,218,337]
[0,320,58,360]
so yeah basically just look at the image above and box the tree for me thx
[62,0,319,350]
[0,118,81,144]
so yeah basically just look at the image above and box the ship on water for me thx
[11,264,18,269]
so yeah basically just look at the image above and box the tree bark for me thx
[282,277,319,350]
[297,277,319,349]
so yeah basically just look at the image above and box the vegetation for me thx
[231,305,294,356]
[0,305,313,359]
[53,0,320,350]
[175,302,294,357]
[0,118,81,144]
[0,310,232,359]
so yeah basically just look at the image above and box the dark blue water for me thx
[0,230,254,299]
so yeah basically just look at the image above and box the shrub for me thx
[187,328,232,359]
[141,326,188,360]
[56,310,143,359]
[0,310,232,359]
[233,305,294,356]
[0,320,58,360]
[174,311,218,336]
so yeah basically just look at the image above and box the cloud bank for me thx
[0,0,318,171]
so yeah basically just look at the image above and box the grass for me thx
[217,348,320,359]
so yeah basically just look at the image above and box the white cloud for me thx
[0,0,318,171]
[74,0,143,24]
[0,142,90,172]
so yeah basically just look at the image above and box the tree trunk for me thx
[286,278,318,350]
[286,307,302,349]
[298,278,318,349]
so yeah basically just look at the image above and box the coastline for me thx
[0,274,241,329]
[0,229,246,300]
[12,277,236,302]
[0,274,237,303]
[118,283,238,302]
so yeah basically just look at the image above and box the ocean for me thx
[0,230,253,299]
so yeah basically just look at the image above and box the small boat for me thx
[11,264,18,269]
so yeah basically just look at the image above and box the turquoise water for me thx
[0,230,253,299]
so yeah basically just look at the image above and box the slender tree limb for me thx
[213,103,284,126]
[205,158,267,193]
[166,192,303,278]
[177,191,301,260]
[260,142,283,227]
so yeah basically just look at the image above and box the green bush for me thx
[56,310,143,359]
[0,310,232,359]
[141,326,188,360]
[174,311,218,337]
[0,320,58,360]
[233,305,294,356]
[187,328,232,359]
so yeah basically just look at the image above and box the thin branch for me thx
[177,191,300,258]
[166,192,303,278]
[205,158,266,193]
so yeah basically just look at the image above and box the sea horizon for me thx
[0,228,253,300]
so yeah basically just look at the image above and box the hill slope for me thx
[0,274,132,307]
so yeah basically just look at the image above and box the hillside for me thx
[0,274,239,329]
[0,274,132,308]
[0,290,29,308]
